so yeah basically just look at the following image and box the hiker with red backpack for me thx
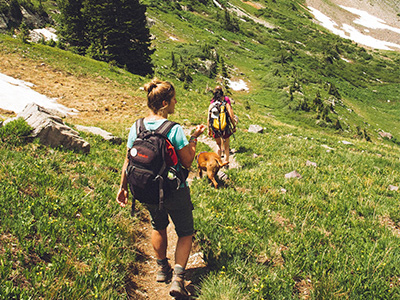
[207,86,237,164]
[116,78,205,298]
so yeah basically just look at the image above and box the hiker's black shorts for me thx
[143,187,194,237]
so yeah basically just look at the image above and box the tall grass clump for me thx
[0,118,32,146]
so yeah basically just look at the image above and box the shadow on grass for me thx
[185,265,211,299]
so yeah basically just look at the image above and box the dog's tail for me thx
[217,160,229,168]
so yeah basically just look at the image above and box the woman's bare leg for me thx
[215,137,223,157]
[223,137,230,163]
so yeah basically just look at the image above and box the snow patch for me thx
[0,73,76,115]
[308,6,400,51]
[228,79,249,91]
[339,5,400,35]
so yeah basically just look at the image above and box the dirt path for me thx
[127,211,207,299]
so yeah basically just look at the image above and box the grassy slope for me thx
[1,0,400,298]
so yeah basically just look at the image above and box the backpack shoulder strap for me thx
[136,118,146,135]
[154,120,178,210]
[155,120,178,137]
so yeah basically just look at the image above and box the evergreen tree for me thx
[327,82,341,99]
[110,0,154,75]
[57,0,88,55]
[10,0,23,24]
[58,0,154,75]
[313,91,323,109]
[171,52,178,69]
[82,0,115,61]
[223,9,239,33]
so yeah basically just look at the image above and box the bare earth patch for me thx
[0,51,146,129]
[124,208,209,299]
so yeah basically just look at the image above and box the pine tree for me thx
[223,9,240,33]
[109,0,154,75]
[58,0,154,75]
[57,0,88,55]
[171,52,178,69]
[82,0,114,61]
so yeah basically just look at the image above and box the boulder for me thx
[248,124,263,133]
[198,59,217,77]
[0,13,7,30]
[75,125,122,145]
[13,103,90,153]
[379,131,393,140]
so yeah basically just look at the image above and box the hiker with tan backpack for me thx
[207,86,237,165]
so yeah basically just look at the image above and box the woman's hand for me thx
[116,188,128,207]
[193,124,206,137]
[177,124,207,168]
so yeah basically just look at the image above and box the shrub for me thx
[0,118,32,146]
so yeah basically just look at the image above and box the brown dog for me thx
[196,152,229,188]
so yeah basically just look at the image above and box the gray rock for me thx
[15,103,90,153]
[75,125,122,145]
[379,131,393,140]
[248,124,263,133]
[306,160,317,167]
[198,59,217,77]
[217,170,228,181]
[285,170,302,179]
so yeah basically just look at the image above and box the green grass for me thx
[0,122,135,299]
[194,123,400,299]
[2,0,400,298]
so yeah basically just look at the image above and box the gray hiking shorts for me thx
[143,187,194,237]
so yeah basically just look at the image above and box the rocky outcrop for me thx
[0,2,51,32]
[379,131,393,140]
[10,103,90,153]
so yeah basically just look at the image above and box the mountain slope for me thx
[306,0,400,48]
[1,0,400,299]
[143,0,400,142]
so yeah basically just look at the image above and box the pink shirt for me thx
[210,96,231,105]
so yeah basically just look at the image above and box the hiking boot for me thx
[169,277,189,299]
[156,263,172,282]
